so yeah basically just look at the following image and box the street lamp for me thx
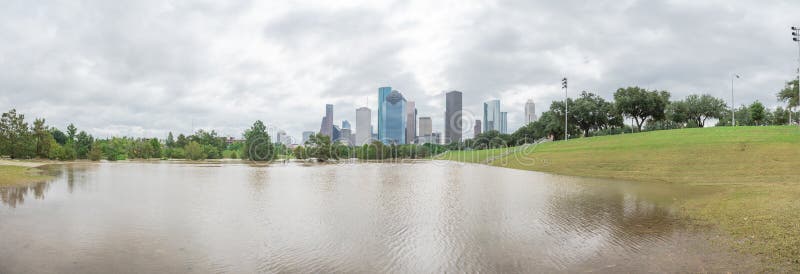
[792,26,800,125]
[562,77,568,140]
[731,74,739,126]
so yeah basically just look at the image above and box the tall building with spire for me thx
[319,104,333,137]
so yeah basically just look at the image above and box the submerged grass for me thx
[438,126,800,270]
[0,165,52,187]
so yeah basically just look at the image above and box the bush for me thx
[185,141,206,161]
[88,144,102,161]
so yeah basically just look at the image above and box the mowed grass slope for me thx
[440,126,800,269]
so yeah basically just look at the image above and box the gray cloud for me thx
[1,0,797,140]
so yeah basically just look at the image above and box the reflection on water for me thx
[0,161,755,272]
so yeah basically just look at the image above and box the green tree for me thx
[150,138,162,158]
[0,109,35,159]
[75,131,93,159]
[613,87,670,132]
[185,141,206,161]
[88,142,102,161]
[777,79,799,111]
[66,123,77,142]
[50,128,68,145]
[683,94,727,127]
[176,134,188,148]
[305,133,332,161]
[293,146,307,159]
[571,91,620,137]
[165,132,175,148]
[33,118,52,158]
[243,120,274,161]
[749,101,766,125]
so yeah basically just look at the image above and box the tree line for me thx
[460,82,800,150]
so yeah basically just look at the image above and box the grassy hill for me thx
[438,126,800,269]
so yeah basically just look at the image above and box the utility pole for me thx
[562,77,568,140]
[731,74,739,126]
[792,26,800,125]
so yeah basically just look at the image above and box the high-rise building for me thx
[332,125,341,142]
[340,128,353,146]
[483,99,501,132]
[381,90,407,144]
[276,130,287,144]
[525,99,537,124]
[356,107,371,146]
[445,91,462,143]
[302,131,314,144]
[500,111,508,134]
[319,104,334,137]
[406,101,417,144]
[342,120,351,130]
[377,86,392,141]
[418,116,432,144]
[474,120,482,137]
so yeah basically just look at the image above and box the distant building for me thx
[418,117,433,144]
[474,120,482,137]
[332,125,341,142]
[483,99,501,132]
[500,111,508,134]
[381,90,407,144]
[445,91,462,143]
[431,132,442,145]
[406,101,417,144]
[342,120,351,130]
[356,107,371,146]
[340,128,353,146]
[276,130,287,144]
[319,104,334,137]
[377,86,392,141]
[302,131,314,144]
[525,99,537,124]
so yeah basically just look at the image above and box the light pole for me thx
[562,77,568,140]
[731,74,739,126]
[792,26,800,125]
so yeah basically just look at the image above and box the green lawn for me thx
[440,126,800,270]
[0,165,52,187]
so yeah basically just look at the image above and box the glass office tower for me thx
[382,90,407,144]
[483,99,501,132]
[377,86,392,141]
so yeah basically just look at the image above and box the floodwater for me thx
[0,161,756,273]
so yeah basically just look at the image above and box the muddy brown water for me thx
[0,161,758,273]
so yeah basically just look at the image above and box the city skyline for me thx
[2,1,799,142]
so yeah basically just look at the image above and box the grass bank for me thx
[0,160,53,187]
[438,126,800,270]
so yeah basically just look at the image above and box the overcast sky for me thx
[1,0,798,140]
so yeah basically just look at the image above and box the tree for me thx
[293,146,307,159]
[165,132,175,148]
[614,87,670,131]
[0,109,35,159]
[75,131,93,159]
[749,101,766,125]
[66,123,77,142]
[681,94,727,127]
[88,142,102,161]
[176,134,188,148]
[777,79,799,111]
[305,133,332,161]
[571,91,619,137]
[243,120,274,161]
[33,118,52,158]
[150,138,162,159]
[50,128,68,145]
[185,141,206,161]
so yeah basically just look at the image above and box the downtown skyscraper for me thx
[483,99,501,132]
[356,107,371,146]
[444,91,462,143]
[381,90,407,144]
[319,104,333,137]
[525,99,537,124]
[406,101,417,144]
[377,86,391,141]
